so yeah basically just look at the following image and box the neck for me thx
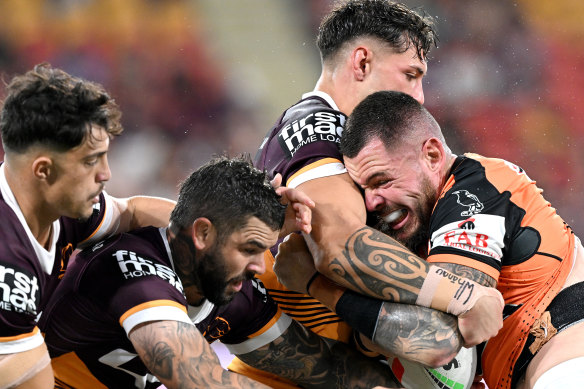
[167,227,204,305]
[314,68,357,116]
[4,162,54,248]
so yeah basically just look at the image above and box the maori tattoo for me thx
[329,227,430,303]
[130,321,268,388]
[238,320,401,388]
[372,302,462,365]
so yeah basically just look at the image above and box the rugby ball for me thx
[387,346,477,389]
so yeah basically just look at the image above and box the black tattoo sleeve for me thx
[237,320,401,389]
[328,227,430,303]
[372,302,462,367]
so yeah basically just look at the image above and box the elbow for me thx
[422,346,461,369]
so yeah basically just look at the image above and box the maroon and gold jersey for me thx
[42,226,290,389]
[426,154,576,389]
[0,163,115,355]
[231,92,352,388]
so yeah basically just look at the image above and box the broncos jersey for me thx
[426,154,576,389]
[41,226,290,389]
[231,91,352,388]
[0,163,115,355]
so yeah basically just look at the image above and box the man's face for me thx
[367,44,427,105]
[344,138,438,254]
[46,125,111,221]
[197,216,279,305]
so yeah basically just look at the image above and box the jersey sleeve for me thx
[427,158,515,280]
[210,279,292,355]
[255,97,348,188]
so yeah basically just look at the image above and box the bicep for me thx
[297,173,366,265]
[129,320,254,389]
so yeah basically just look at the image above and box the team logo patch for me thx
[431,214,505,262]
[114,250,184,293]
[452,190,484,216]
[0,264,40,315]
[278,111,344,156]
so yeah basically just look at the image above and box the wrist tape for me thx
[416,265,487,316]
[335,290,383,339]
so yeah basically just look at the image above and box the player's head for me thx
[341,90,450,254]
[317,0,437,64]
[316,0,437,107]
[0,63,123,221]
[1,62,122,154]
[170,155,285,304]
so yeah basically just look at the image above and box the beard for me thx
[195,243,255,306]
[374,176,437,257]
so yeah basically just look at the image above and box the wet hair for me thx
[170,155,286,240]
[340,90,440,157]
[316,0,437,63]
[0,63,123,153]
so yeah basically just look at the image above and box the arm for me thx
[273,246,461,366]
[129,320,269,389]
[294,175,503,344]
[236,319,402,389]
[0,342,53,389]
[111,195,176,232]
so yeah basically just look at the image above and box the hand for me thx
[270,174,315,237]
[274,233,318,294]
[458,286,504,347]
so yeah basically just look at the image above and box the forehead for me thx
[225,216,279,247]
[344,138,405,185]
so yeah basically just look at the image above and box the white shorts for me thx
[533,356,584,389]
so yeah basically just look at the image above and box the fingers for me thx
[276,185,315,208]
[270,173,283,189]
[292,202,312,234]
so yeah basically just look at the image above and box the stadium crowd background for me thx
[1,0,583,238]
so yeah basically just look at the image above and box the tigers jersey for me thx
[0,163,116,355]
[426,154,576,389]
[42,226,291,389]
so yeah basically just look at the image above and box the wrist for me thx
[416,265,486,316]
[306,274,345,310]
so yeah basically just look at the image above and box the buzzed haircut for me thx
[170,155,286,240]
[0,62,123,153]
[316,0,437,63]
[341,90,433,157]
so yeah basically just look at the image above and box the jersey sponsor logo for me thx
[113,250,184,293]
[0,264,40,315]
[452,190,484,216]
[251,278,268,303]
[431,214,505,262]
[278,111,345,156]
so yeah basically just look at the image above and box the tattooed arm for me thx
[237,319,401,389]
[129,320,269,389]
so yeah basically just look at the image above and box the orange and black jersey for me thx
[427,154,576,389]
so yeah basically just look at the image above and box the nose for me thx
[247,253,266,276]
[97,157,111,183]
[364,189,385,213]
[412,82,425,105]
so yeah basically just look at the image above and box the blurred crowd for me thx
[1,0,583,234]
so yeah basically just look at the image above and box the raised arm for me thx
[129,320,269,389]
[236,319,401,389]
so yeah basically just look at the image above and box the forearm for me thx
[237,320,401,388]
[307,276,462,367]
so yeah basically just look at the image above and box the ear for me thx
[421,138,445,173]
[192,217,217,251]
[31,156,53,182]
[350,46,371,81]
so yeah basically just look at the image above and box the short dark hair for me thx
[0,63,123,153]
[170,155,286,240]
[340,90,429,157]
[316,0,437,63]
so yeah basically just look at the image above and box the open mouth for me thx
[382,209,407,229]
